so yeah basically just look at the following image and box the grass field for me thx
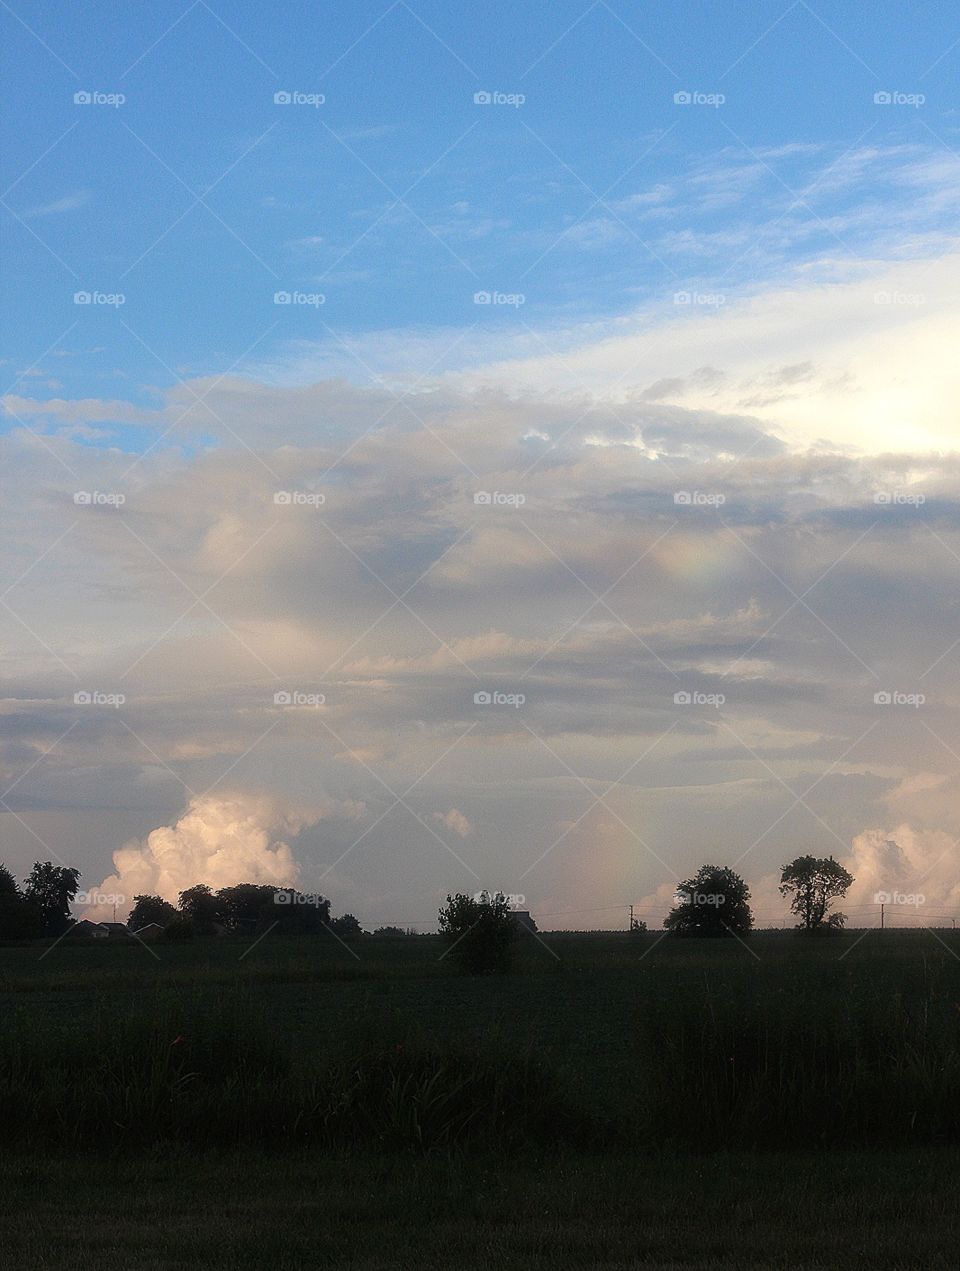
[1,928,958,1267]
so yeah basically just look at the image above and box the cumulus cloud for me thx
[90,792,312,916]
[431,808,472,838]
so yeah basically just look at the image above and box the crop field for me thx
[1,929,958,1268]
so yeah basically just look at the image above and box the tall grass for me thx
[0,993,594,1152]
[1,932,958,1152]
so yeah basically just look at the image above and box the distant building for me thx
[68,919,109,939]
[512,910,538,934]
[96,922,130,938]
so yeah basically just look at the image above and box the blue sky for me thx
[3,2,960,930]
[4,1,959,433]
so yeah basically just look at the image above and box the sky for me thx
[2,1,960,931]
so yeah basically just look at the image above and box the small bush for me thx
[438,893,519,974]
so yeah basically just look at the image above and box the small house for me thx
[68,919,109,939]
[97,922,131,939]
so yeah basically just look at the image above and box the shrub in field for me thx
[438,892,519,974]
[663,865,753,936]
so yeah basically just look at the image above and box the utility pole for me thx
[629,903,634,932]
[880,902,884,930]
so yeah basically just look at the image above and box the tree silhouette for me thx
[438,892,519,973]
[664,865,753,937]
[780,855,854,932]
[23,862,81,937]
[129,894,177,931]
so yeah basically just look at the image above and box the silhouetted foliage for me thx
[215,883,278,932]
[664,865,753,937]
[329,912,363,938]
[129,894,177,931]
[0,863,40,939]
[780,855,854,932]
[438,892,519,974]
[178,884,225,934]
[23,862,81,937]
[373,925,407,937]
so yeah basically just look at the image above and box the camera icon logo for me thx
[73,291,92,305]
[473,491,492,505]
[273,291,292,305]
[473,91,492,105]
[673,91,692,104]
[73,491,92,505]
[673,691,692,705]
[274,691,292,705]
[873,91,892,105]
[274,91,292,105]
[73,91,92,104]
[74,691,92,704]
[673,491,692,505]
[274,491,292,505]
[874,691,892,705]
[473,691,492,705]
[473,290,492,305]
[274,889,292,904]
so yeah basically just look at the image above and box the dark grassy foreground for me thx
[2,1147,959,1269]
[1,929,958,1267]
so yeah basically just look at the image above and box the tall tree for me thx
[780,855,853,932]
[0,864,40,939]
[23,862,81,937]
[178,883,225,933]
[129,894,178,931]
[664,865,753,937]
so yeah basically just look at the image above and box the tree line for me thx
[0,862,366,941]
[1,853,855,947]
